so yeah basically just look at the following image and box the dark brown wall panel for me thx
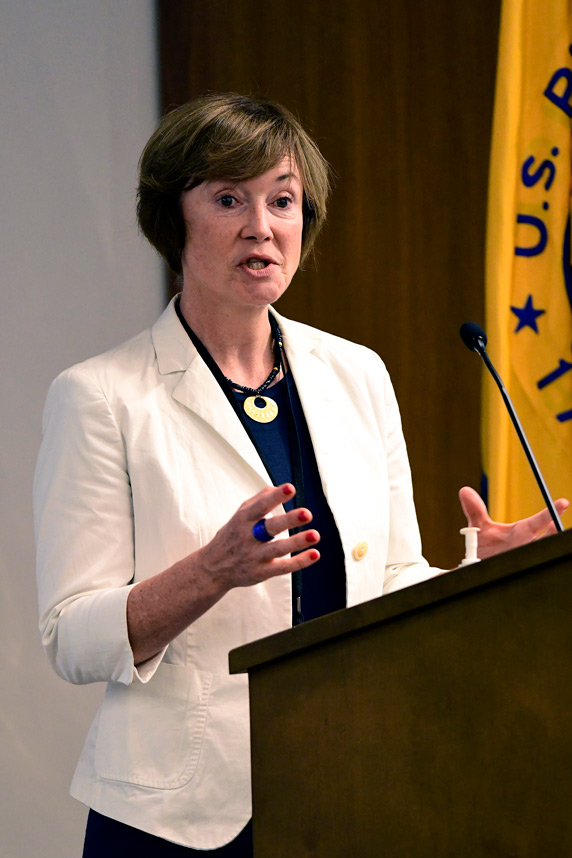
[158,0,501,568]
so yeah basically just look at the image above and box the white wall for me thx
[0,2,163,855]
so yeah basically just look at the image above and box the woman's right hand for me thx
[195,482,320,591]
[127,483,320,665]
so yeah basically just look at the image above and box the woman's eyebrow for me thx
[275,172,301,183]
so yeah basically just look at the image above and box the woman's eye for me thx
[275,196,292,209]
[218,195,236,208]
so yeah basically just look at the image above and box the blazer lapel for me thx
[152,299,272,486]
[173,359,273,483]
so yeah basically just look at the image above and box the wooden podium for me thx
[230,529,572,857]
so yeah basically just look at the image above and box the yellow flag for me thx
[484,0,572,523]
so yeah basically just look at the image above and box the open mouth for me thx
[244,258,272,270]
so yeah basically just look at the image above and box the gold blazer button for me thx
[352,541,368,561]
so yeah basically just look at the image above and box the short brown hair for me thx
[137,93,331,274]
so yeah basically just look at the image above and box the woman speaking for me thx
[34,93,567,856]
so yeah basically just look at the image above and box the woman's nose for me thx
[241,202,273,241]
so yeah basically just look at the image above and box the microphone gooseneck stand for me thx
[460,321,564,533]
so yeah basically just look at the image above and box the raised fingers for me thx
[260,505,314,540]
[226,483,322,583]
[242,482,297,522]
[265,526,320,557]
[258,538,321,580]
[243,483,315,542]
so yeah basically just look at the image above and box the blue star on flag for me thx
[510,294,546,333]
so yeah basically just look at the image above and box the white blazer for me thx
[34,297,434,849]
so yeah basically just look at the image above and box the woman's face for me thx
[180,158,304,314]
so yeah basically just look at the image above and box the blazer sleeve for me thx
[34,367,163,686]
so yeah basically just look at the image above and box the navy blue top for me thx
[233,375,347,623]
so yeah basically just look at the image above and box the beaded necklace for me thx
[225,327,283,423]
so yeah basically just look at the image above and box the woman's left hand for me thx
[458,486,569,560]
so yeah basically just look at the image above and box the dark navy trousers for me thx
[83,810,253,857]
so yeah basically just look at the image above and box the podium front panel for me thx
[237,537,572,857]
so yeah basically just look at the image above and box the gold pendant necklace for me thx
[243,394,279,423]
[226,321,283,423]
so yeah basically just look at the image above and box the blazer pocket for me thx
[94,663,212,789]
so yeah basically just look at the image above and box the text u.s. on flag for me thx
[483,0,572,525]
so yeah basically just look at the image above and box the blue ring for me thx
[252,518,273,543]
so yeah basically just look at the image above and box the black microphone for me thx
[460,322,564,532]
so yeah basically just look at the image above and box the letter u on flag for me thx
[484,0,572,523]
